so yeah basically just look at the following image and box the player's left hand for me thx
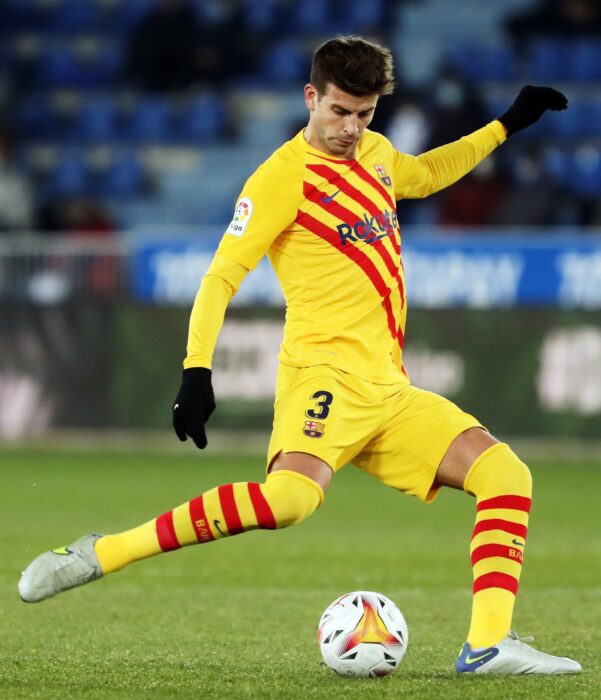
[498,85,568,136]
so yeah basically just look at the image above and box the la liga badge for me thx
[226,197,253,237]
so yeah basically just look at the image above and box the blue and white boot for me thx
[456,631,582,674]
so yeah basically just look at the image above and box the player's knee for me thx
[495,444,532,496]
[262,469,324,528]
[466,443,532,497]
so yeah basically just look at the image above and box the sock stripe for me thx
[218,484,244,535]
[471,542,524,566]
[247,482,277,529]
[477,495,532,513]
[473,571,519,595]
[189,495,215,543]
[156,511,181,552]
[472,518,528,539]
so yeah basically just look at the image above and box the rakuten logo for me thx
[336,209,398,245]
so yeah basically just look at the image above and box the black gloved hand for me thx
[172,367,216,449]
[498,85,568,136]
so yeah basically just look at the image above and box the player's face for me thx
[304,82,378,159]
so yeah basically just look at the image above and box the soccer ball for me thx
[318,591,408,678]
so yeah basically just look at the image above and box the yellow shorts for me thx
[267,363,483,503]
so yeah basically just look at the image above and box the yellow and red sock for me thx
[463,443,532,649]
[95,470,323,574]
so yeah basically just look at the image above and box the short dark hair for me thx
[310,36,395,97]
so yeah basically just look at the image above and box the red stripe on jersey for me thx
[305,165,405,309]
[473,571,519,595]
[351,161,396,211]
[477,495,532,514]
[306,163,402,258]
[472,518,528,539]
[471,542,524,566]
[156,511,180,552]
[189,495,215,542]
[248,482,277,529]
[218,484,244,535]
[296,208,399,342]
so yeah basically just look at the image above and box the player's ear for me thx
[304,84,318,111]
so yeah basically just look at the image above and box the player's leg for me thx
[18,453,327,603]
[19,364,373,603]
[353,384,581,674]
[436,428,581,674]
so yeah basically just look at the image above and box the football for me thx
[317,591,409,677]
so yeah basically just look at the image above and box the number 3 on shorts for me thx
[306,391,334,420]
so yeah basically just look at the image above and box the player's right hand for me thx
[172,367,216,449]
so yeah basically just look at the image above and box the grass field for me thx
[1,447,600,698]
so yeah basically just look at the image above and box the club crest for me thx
[373,163,392,187]
[303,420,325,438]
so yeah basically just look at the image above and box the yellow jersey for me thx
[185,122,506,383]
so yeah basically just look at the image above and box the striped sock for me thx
[95,470,323,574]
[463,443,532,649]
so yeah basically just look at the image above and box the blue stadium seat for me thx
[348,0,385,27]
[569,147,601,197]
[567,40,601,81]
[293,0,328,33]
[75,97,120,142]
[109,0,156,32]
[127,98,173,142]
[50,0,103,33]
[177,94,226,142]
[94,152,145,198]
[261,40,308,84]
[448,44,515,81]
[14,95,56,139]
[36,40,120,89]
[529,39,567,82]
[47,153,89,197]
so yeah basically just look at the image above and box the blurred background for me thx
[1,0,600,446]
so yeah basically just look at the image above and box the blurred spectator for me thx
[435,157,510,226]
[424,67,487,150]
[0,129,34,232]
[384,91,429,155]
[126,0,249,92]
[506,0,601,43]
[37,199,115,237]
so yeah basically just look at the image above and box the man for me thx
[19,36,580,675]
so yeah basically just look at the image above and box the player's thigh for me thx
[353,385,483,503]
[267,364,382,476]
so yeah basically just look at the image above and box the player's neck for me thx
[302,127,358,161]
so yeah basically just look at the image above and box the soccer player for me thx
[19,36,580,675]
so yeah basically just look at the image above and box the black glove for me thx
[498,85,568,136]
[172,367,216,449]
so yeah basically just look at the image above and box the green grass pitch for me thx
[1,448,600,698]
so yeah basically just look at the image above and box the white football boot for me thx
[456,631,582,674]
[18,533,104,603]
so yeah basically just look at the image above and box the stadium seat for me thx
[529,39,567,82]
[261,40,308,84]
[94,152,146,198]
[568,40,601,81]
[75,97,120,142]
[47,153,89,197]
[127,98,173,143]
[13,95,56,139]
[448,44,515,81]
[569,147,601,198]
[177,94,226,142]
[50,0,103,33]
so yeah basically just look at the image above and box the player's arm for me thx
[394,85,567,199]
[172,159,300,449]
